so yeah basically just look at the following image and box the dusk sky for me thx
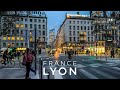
[45,11,90,37]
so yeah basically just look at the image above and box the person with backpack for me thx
[23,48,34,79]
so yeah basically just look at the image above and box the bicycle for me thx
[17,56,26,68]
[0,55,15,68]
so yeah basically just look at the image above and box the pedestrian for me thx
[30,50,36,74]
[75,50,77,56]
[17,51,20,60]
[23,48,34,79]
[65,51,67,55]
[111,48,115,58]
[2,49,8,65]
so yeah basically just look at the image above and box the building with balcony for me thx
[0,11,47,51]
[55,13,95,54]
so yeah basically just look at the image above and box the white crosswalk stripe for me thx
[54,70,63,79]
[90,68,117,79]
[79,69,98,79]
[112,67,120,71]
[76,64,86,68]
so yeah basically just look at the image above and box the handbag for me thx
[22,59,26,65]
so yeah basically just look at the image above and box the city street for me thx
[0,54,120,79]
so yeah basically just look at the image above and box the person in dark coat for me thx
[111,48,115,58]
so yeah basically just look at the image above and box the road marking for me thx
[54,70,63,79]
[105,63,118,66]
[79,69,98,79]
[76,64,86,68]
[2,68,23,70]
[91,68,117,79]
[112,67,120,71]
[90,63,102,67]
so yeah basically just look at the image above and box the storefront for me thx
[16,48,26,53]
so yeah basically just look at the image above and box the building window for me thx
[91,37,93,41]
[69,26,71,30]
[78,37,79,41]
[30,19,32,22]
[84,21,86,24]
[73,21,75,24]
[81,21,83,24]
[43,19,45,23]
[34,19,37,22]
[43,37,45,41]
[21,37,24,40]
[73,31,75,36]
[69,31,71,35]
[39,31,41,35]
[17,18,19,21]
[8,30,10,34]
[69,21,71,24]
[21,18,23,21]
[77,26,79,30]
[74,37,76,41]
[77,21,79,24]
[8,37,10,40]
[25,43,27,47]
[12,30,14,34]
[21,43,23,47]
[16,30,19,34]
[3,36,6,40]
[88,31,90,36]
[43,31,45,35]
[70,37,72,41]
[91,26,93,30]
[12,37,15,40]
[88,26,89,30]
[81,26,83,30]
[3,43,6,47]
[88,21,89,24]
[88,37,90,41]
[16,43,19,47]
[25,18,27,22]
[73,26,75,30]
[20,30,23,34]
[43,25,45,29]
[38,19,41,22]
[17,37,19,40]
[39,25,41,29]
[30,24,32,29]
[25,24,28,28]
[84,26,86,30]
[77,31,79,35]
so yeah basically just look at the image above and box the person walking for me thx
[111,48,115,58]
[23,48,34,79]
[2,49,8,65]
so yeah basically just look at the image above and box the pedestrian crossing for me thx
[41,63,120,79]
